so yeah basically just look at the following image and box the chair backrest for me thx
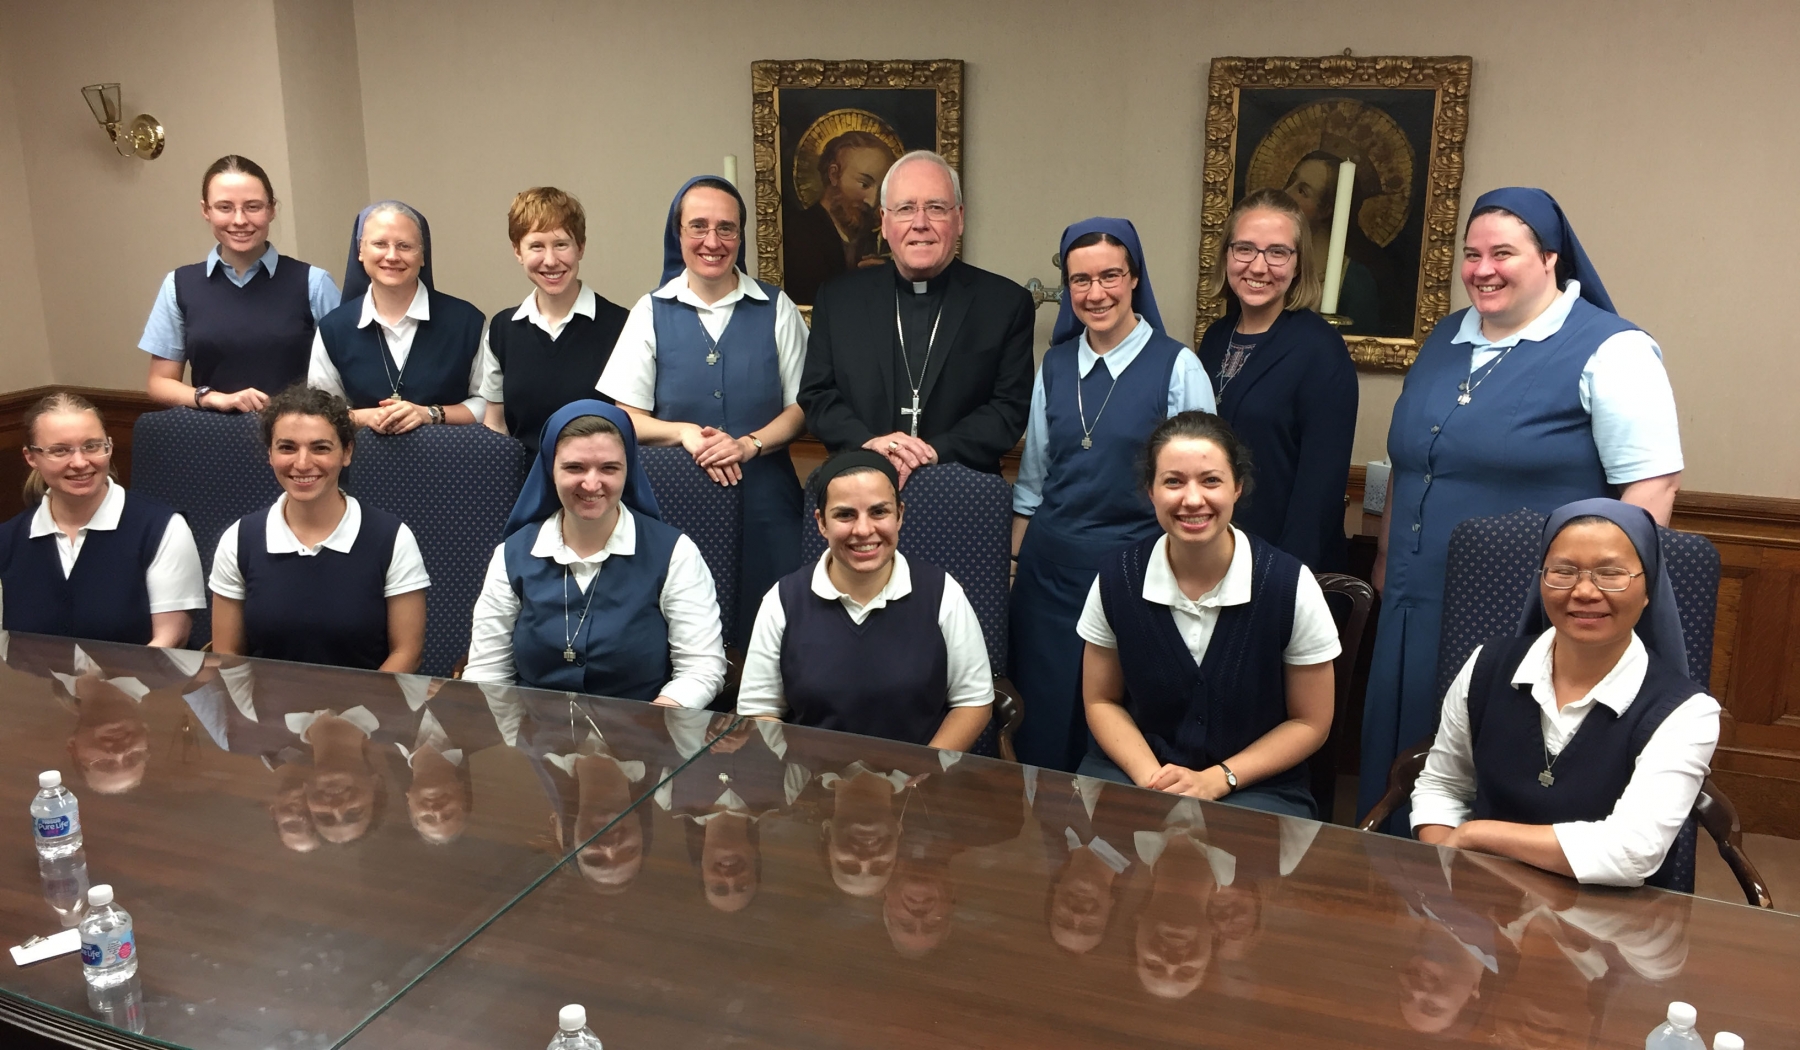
[1436,509,1722,700]
[801,462,1013,672]
[1313,573,1376,822]
[130,408,282,649]
[345,425,530,677]
[638,447,742,645]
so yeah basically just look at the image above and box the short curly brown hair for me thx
[259,384,355,450]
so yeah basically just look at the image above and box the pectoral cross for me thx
[563,645,577,663]
[901,393,921,437]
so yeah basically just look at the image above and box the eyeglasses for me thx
[1068,269,1131,293]
[26,438,112,461]
[1540,565,1644,592]
[682,221,742,242]
[885,202,957,222]
[365,239,420,255]
[1228,241,1297,268]
[209,201,268,217]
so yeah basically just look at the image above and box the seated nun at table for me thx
[1133,796,1237,1000]
[1,392,204,647]
[209,386,432,672]
[596,175,809,647]
[308,201,486,433]
[1410,498,1721,889]
[736,450,993,751]
[1080,412,1340,818]
[461,401,727,706]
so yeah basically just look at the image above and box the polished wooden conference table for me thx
[1,635,1795,1049]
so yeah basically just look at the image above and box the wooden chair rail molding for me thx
[6,387,1799,834]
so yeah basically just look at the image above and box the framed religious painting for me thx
[751,59,963,307]
[1194,55,1472,370]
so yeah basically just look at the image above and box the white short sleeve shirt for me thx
[209,494,431,599]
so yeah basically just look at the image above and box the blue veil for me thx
[1050,217,1164,346]
[341,200,434,302]
[1469,188,1614,314]
[660,176,748,286]
[504,400,662,538]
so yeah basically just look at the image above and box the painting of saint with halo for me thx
[781,110,904,305]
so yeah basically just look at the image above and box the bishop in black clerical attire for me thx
[798,151,1034,477]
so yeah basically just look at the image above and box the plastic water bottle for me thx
[548,1004,603,1050]
[1713,1034,1744,1050]
[78,885,138,989]
[1646,1003,1705,1050]
[87,974,146,1034]
[31,770,82,858]
[39,850,91,927]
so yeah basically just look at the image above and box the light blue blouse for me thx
[138,244,341,362]
[1013,316,1216,514]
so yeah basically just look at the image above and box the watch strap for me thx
[1217,762,1237,793]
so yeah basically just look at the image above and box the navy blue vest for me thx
[1032,329,1184,565]
[316,289,486,408]
[1097,532,1304,786]
[777,557,949,746]
[0,490,175,644]
[650,282,785,435]
[238,501,401,671]
[1468,634,1703,891]
[503,512,680,700]
[487,294,630,455]
[172,254,317,394]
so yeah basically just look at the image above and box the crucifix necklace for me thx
[895,292,944,437]
[1075,364,1122,450]
[561,558,602,663]
[1538,741,1564,787]
[1457,344,1518,406]
[700,327,720,367]
[374,326,405,401]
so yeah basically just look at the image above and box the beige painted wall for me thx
[0,25,52,391]
[273,0,370,266]
[1,0,300,391]
[3,0,1795,496]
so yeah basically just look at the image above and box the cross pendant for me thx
[1538,769,1555,787]
[563,646,577,663]
[1457,393,1472,406]
[1081,436,1094,450]
[901,394,921,437]
[705,352,719,366]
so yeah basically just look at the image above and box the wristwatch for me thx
[1217,762,1238,794]
[747,434,765,457]
[193,386,213,409]
[428,405,444,425]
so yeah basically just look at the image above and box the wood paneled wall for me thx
[6,389,1799,832]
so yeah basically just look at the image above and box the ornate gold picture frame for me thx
[1194,55,1472,371]
[750,60,963,307]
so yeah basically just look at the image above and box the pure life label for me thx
[80,930,134,967]
[35,815,72,838]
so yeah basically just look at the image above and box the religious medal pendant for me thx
[1538,769,1555,787]
[705,351,720,366]
[1457,381,1472,406]
[1081,436,1094,450]
[563,645,577,663]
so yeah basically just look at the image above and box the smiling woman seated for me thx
[736,450,992,750]
[1410,498,1722,889]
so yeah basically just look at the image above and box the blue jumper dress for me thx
[1009,330,1185,772]
[316,289,486,409]
[650,284,802,647]
[0,492,176,645]
[173,253,317,394]
[1359,298,1639,821]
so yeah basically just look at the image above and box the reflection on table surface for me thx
[349,721,1800,1050]
[0,632,723,1050]
[4,636,1798,1050]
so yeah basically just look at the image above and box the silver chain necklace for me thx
[1076,364,1122,450]
[895,292,944,437]
[374,326,405,401]
[1458,344,1518,406]
[560,534,603,663]
[1538,740,1564,787]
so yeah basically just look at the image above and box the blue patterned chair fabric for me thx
[802,462,1016,758]
[637,446,743,647]
[343,425,531,677]
[129,408,282,650]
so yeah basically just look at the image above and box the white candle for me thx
[723,154,738,187]
[1319,159,1356,315]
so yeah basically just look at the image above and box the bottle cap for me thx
[38,770,62,789]
[87,884,113,907]
[1667,1002,1697,1028]
[1713,1034,1744,1050]
[559,1004,586,1032]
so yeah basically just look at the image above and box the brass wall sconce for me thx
[81,83,164,160]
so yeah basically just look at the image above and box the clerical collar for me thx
[893,263,952,296]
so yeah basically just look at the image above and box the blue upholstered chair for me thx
[802,462,1022,759]
[129,408,281,650]
[1360,509,1769,906]
[637,446,744,651]
[344,425,530,678]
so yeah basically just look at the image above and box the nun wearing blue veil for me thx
[1410,499,1719,889]
[307,200,487,434]
[596,176,810,649]
[1008,218,1217,771]
[460,400,728,706]
[1359,189,1686,825]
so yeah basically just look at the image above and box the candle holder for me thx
[1320,314,1354,329]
